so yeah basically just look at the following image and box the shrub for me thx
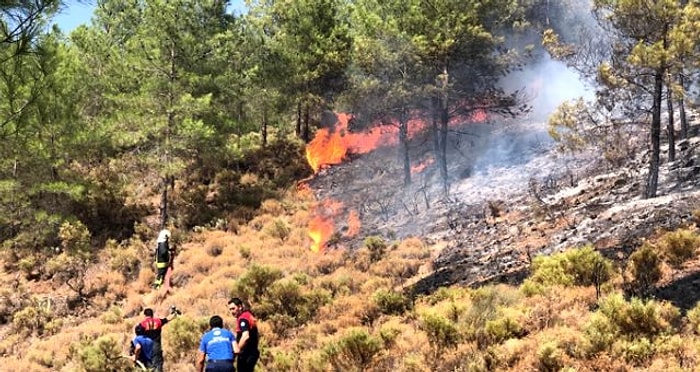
[364,236,387,263]
[584,293,680,355]
[12,299,52,336]
[107,241,141,281]
[231,264,284,303]
[71,335,132,372]
[420,313,461,354]
[658,229,699,269]
[481,312,525,346]
[524,245,612,290]
[264,218,291,241]
[612,337,655,366]
[686,301,700,334]
[627,244,662,298]
[537,341,564,372]
[372,289,411,316]
[165,316,204,361]
[323,328,382,371]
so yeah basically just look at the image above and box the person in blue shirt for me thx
[196,315,236,372]
[132,324,155,370]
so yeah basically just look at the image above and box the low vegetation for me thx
[1,186,700,372]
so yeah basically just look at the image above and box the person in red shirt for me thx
[139,307,179,371]
[228,298,260,372]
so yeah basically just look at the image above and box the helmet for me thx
[157,229,171,242]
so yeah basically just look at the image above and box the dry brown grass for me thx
[8,185,700,372]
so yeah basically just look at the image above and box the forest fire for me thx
[307,199,344,252]
[305,110,487,172]
[304,108,487,251]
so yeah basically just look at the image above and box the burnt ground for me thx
[308,115,700,311]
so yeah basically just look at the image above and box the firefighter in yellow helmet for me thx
[153,229,173,289]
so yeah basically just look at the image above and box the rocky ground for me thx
[308,114,700,310]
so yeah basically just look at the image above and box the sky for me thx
[52,0,248,32]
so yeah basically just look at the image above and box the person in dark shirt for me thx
[139,307,178,371]
[196,315,236,372]
[228,298,259,372]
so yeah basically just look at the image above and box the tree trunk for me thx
[679,74,688,139]
[439,97,449,196]
[296,101,302,138]
[261,106,268,147]
[161,40,177,229]
[645,70,663,199]
[303,100,310,143]
[399,106,411,186]
[666,81,675,162]
[431,96,441,187]
[159,177,169,230]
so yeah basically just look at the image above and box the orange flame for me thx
[306,110,488,172]
[346,209,360,237]
[309,215,334,252]
[307,199,344,252]
[411,157,435,174]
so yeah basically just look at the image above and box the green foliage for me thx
[584,293,680,355]
[612,337,655,366]
[482,313,524,346]
[627,244,662,298]
[323,328,383,371]
[256,279,331,335]
[372,289,411,316]
[264,218,291,241]
[107,240,141,281]
[165,316,203,361]
[420,313,461,353]
[537,341,564,372]
[524,245,613,289]
[364,235,388,263]
[72,335,132,372]
[11,298,53,336]
[657,229,699,269]
[231,264,284,303]
[686,301,700,335]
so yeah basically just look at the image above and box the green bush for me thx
[612,337,655,366]
[627,244,662,298]
[372,289,411,316]
[256,279,330,331]
[323,328,382,371]
[71,335,132,372]
[524,245,612,289]
[264,218,291,241]
[686,301,700,334]
[583,293,680,355]
[482,313,524,346]
[364,236,387,263]
[12,299,53,336]
[165,316,208,361]
[537,341,564,372]
[420,313,461,353]
[231,264,284,303]
[658,229,699,269]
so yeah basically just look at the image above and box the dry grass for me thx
[7,187,700,372]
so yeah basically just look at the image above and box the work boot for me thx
[152,278,163,289]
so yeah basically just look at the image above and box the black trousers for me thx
[205,360,235,372]
[237,352,259,372]
[152,342,164,372]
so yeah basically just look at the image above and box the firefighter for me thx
[153,229,173,289]
[196,315,236,372]
[228,298,260,372]
[139,306,180,372]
